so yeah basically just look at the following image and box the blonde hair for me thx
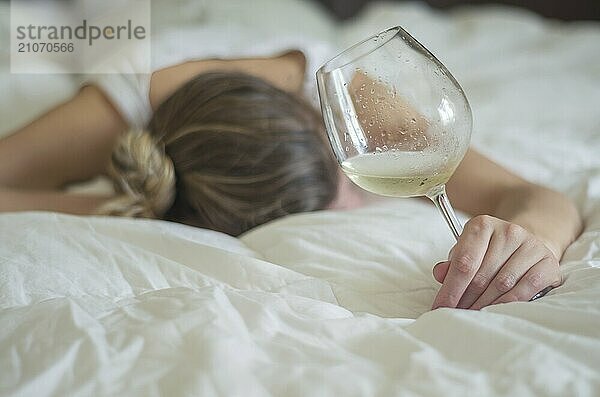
[97,130,176,218]
[97,72,338,235]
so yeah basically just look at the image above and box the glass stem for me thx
[428,185,463,241]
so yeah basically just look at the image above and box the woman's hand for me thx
[431,215,563,310]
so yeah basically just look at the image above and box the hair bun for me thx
[97,129,176,218]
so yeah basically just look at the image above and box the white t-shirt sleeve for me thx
[82,39,153,130]
[86,73,152,130]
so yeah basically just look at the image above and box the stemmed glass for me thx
[316,26,472,240]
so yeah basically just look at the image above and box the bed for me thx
[1,0,599,396]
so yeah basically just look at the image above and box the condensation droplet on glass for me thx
[382,144,388,151]
[361,104,367,109]
[410,118,416,124]
[370,88,375,94]
[345,146,349,152]
[375,147,382,153]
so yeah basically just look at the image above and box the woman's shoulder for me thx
[149,50,308,111]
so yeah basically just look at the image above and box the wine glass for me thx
[316,26,472,240]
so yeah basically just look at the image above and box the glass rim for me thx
[316,24,470,107]
[317,25,403,75]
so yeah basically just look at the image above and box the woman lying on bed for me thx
[0,50,582,310]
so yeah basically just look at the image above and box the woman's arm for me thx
[0,85,126,189]
[432,148,583,310]
[447,149,581,258]
[0,85,126,213]
[0,187,112,215]
[0,86,125,214]
[149,51,306,110]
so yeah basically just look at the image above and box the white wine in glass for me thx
[317,26,472,239]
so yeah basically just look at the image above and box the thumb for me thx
[433,261,450,283]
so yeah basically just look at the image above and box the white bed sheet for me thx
[1,1,600,396]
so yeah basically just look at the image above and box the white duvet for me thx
[1,1,600,396]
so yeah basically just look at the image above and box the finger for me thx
[491,258,562,305]
[469,239,548,310]
[447,246,455,261]
[456,226,524,309]
[433,261,450,283]
[432,216,493,309]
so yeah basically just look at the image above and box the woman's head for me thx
[99,72,339,235]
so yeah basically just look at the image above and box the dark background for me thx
[3,1,597,21]
[313,0,600,21]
